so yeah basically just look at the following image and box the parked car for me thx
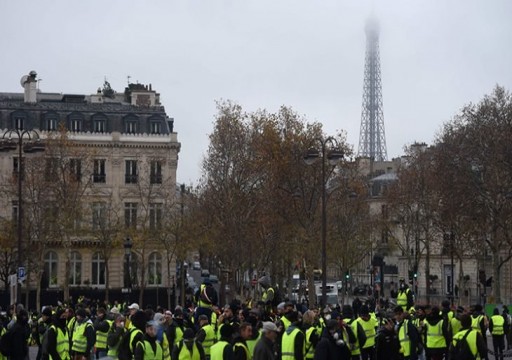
[193,261,201,270]
[201,269,210,278]
[209,274,219,283]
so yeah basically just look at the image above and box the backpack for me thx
[450,329,475,360]
[118,328,141,360]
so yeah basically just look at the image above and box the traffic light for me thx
[345,271,350,280]
[408,270,414,281]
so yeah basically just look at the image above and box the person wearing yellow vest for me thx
[123,311,146,360]
[281,312,305,360]
[44,309,71,360]
[301,311,320,360]
[341,305,367,359]
[107,313,126,359]
[258,276,275,313]
[210,324,234,360]
[395,279,414,313]
[36,307,53,360]
[394,306,420,360]
[357,306,378,360]
[93,307,112,358]
[169,308,187,347]
[253,322,278,360]
[70,308,95,360]
[449,314,487,360]
[450,306,465,338]
[196,314,217,359]
[490,307,505,360]
[470,304,488,336]
[233,322,253,360]
[195,280,219,327]
[217,305,238,341]
[171,328,205,360]
[134,320,165,360]
[423,306,449,360]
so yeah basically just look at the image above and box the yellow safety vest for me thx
[305,327,316,359]
[397,289,409,310]
[162,333,171,360]
[344,318,361,355]
[95,319,113,350]
[262,287,274,302]
[71,322,92,353]
[452,329,480,360]
[450,317,462,337]
[425,319,446,348]
[358,317,377,348]
[130,328,144,354]
[198,284,213,308]
[210,340,230,360]
[141,340,164,360]
[281,316,291,330]
[67,317,77,340]
[234,341,251,360]
[491,315,505,335]
[471,315,484,334]
[107,327,123,357]
[49,325,70,360]
[246,329,261,357]
[175,325,184,345]
[281,327,304,360]
[398,320,412,357]
[200,324,217,355]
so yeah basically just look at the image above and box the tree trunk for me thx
[104,258,110,303]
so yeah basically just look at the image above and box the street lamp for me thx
[443,231,455,305]
[304,137,344,306]
[124,237,133,296]
[0,127,44,304]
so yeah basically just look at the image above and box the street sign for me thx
[18,267,25,279]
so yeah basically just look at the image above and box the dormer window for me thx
[150,121,161,134]
[47,118,57,131]
[126,121,137,134]
[15,117,24,130]
[71,119,82,132]
[92,114,108,133]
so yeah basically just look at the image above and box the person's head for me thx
[131,310,147,331]
[262,321,278,342]
[393,306,405,322]
[53,308,67,327]
[199,314,209,327]
[284,302,294,314]
[473,304,483,314]
[223,305,233,319]
[441,300,450,309]
[164,310,173,323]
[146,321,159,337]
[494,307,500,315]
[128,303,140,316]
[459,314,472,329]
[359,306,370,321]
[326,319,339,336]
[399,278,406,290]
[42,307,52,321]
[75,308,87,322]
[97,307,106,319]
[302,310,316,326]
[239,322,253,340]
[115,314,125,328]
[220,323,234,340]
[174,307,184,319]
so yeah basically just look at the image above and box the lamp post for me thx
[304,137,344,306]
[0,127,44,304]
[443,231,455,305]
[124,237,133,298]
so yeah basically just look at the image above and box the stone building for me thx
[0,71,180,307]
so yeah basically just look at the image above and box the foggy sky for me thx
[1,0,511,184]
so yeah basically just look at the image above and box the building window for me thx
[149,203,162,230]
[12,157,23,179]
[44,251,58,287]
[125,160,138,184]
[70,119,82,132]
[12,201,19,224]
[150,161,162,184]
[69,158,82,181]
[124,202,138,228]
[93,159,106,183]
[14,117,24,130]
[125,121,137,134]
[150,122,161,134]
[47,118,58,131]
[69,251,82,286]
[92,252,105,286]
[92,202,106,230]
[148,252,162,286]
[94,119,106,133]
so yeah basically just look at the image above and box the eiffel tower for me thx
[357,17,388,161]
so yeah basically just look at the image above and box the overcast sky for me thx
[1,1,511,184]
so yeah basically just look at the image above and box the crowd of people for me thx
[0,277,510,360]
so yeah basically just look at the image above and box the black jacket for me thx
[375,327,400,360]
[313,329,351,360]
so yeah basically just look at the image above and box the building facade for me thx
[0,71,180,307]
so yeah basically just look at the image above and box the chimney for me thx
[22,71,38,103]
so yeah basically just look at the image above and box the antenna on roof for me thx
[127,75,131,85]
